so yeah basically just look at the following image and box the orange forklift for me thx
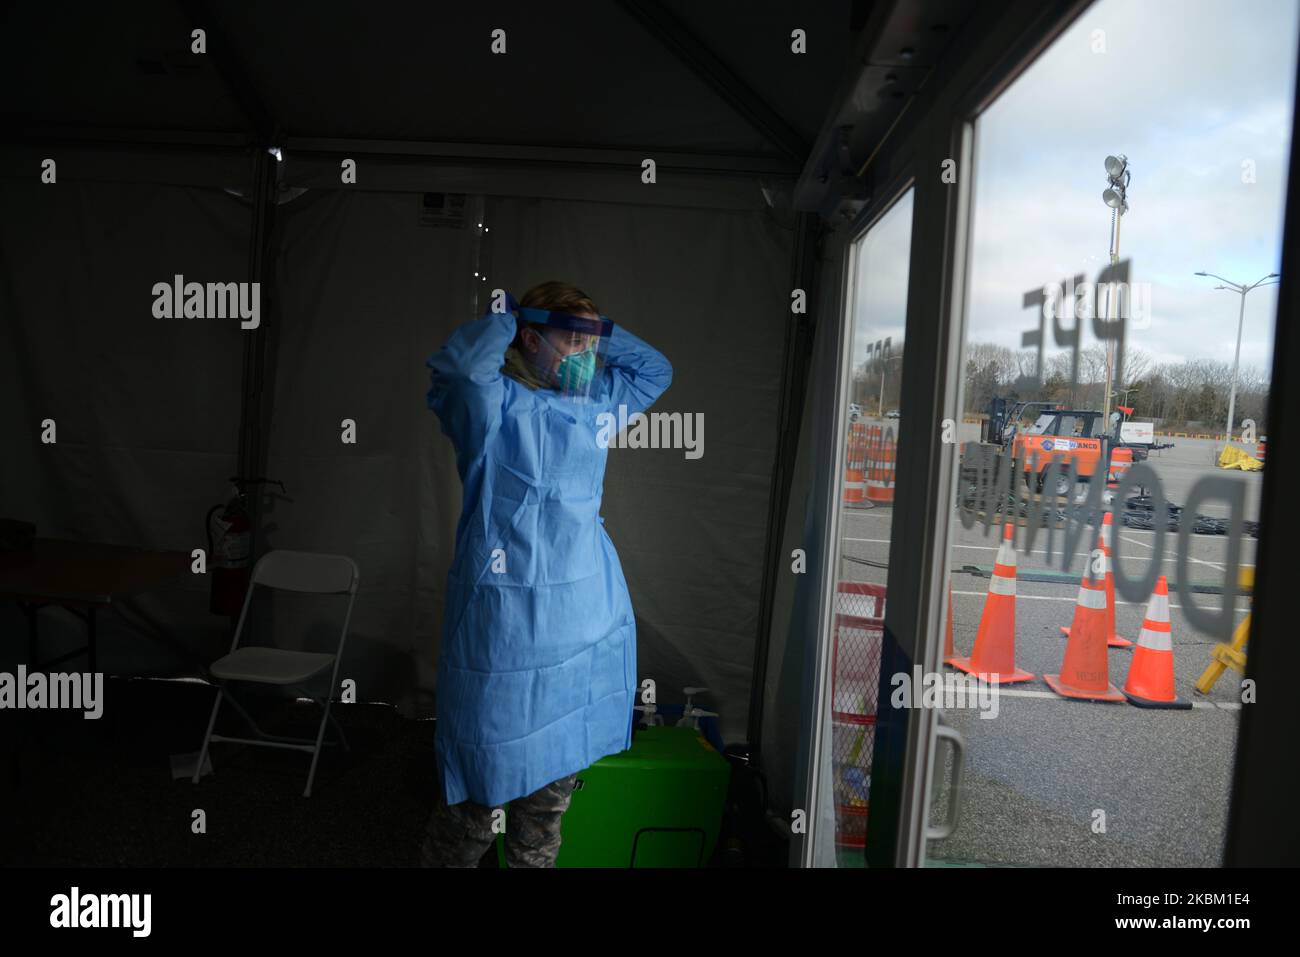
[960,398,1159,500]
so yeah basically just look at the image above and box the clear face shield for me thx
[515,306,612,402]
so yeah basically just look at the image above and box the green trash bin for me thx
[496,724,730,867]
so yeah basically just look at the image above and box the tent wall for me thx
[252,187,480,714]
[2,152,800,747]
[760,227,845,864]
[257,185,792,736]
[0,172,254,672]
[482,193,792,742]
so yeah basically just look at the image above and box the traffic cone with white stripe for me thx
[1122,576,1191,709]
[1099,512,1133,648]
[949,521,1033,683]
[1060,521,1133,648]
[1045,553,1125,702]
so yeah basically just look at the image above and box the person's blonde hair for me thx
[511,281,600,350]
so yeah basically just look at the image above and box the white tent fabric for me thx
[0,146,851,861]
[258,186,792,741]
[252,187,481,715]
[483,193,791,743]
[0,173,254,671]
[761,244,846,866]
[0,165,796,764]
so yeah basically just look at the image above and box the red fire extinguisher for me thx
[207,482,253,617]
[206,477,285,617]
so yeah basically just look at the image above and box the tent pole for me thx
[236,148,281,566]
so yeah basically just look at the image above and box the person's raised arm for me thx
[425,309,517,455]
[603,323,673,418]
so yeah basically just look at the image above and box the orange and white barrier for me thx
[949,522,1034,683]
[843,422,867,505]
[1122,576,1191,709]
[865,426,897,504]
[1107,447,1134,489]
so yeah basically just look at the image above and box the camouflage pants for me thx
[420,772,579,868]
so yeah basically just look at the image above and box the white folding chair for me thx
[193,549,359,797]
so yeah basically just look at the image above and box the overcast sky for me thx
[851,0,1299,382]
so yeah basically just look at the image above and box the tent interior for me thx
[0,0,987,866]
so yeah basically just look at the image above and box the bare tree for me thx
[945,337,1267,431]
[1121,347,1152,388]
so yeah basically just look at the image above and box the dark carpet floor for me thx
[1,677,469,867]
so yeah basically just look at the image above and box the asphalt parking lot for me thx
[836,427,1260,866]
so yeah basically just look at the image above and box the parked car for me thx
[886,409,900,419]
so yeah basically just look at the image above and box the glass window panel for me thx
[928,0,1297,867]
[818,188,913,866]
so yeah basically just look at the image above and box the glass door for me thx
[815,187,914,866]
[924,0,1297,867]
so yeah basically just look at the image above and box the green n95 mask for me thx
[516,306,612,401]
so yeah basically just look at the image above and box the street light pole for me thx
[1111,386,1139,408]
[878,353,900,417]
[1227,290,1247,444]
[1193,270,1280,444]
[1101,155,1131,428]
[1103,209,1122,424]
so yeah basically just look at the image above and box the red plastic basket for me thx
[830,582,885,847]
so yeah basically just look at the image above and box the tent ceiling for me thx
[1,2,248,136]
[2,0,858,172]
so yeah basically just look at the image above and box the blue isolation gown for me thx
[425,310,673,807]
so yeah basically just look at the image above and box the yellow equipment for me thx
[1196,566,1253,694]
[1217,444,1263,471]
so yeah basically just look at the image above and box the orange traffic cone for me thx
[943,581,957,666]
[1045,557,1125,701]
[1122,576,1191,709]
[949,522,1033,683]
[1099,513,1134,649]
[1061,513,1133,649]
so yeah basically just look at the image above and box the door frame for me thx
[802,0,1299,867]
